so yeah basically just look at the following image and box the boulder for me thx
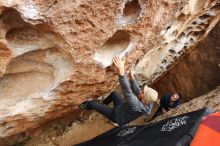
[0,0,219,145]
[153,21,220,101]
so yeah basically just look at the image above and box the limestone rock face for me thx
[134,0,220,86]
[0,0,219,145]
[153,22,220,101]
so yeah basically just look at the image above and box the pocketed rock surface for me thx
[0,0,219,145]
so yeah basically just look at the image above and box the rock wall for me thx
[134,0,220,86]
[0,0,219,145]
[152,22,220,101]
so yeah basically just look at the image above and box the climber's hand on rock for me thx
[113,56,125,76]
[128,69,134,80]
[162,108,167,113]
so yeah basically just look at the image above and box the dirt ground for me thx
[24,106,155,146]
[24,110,112,146]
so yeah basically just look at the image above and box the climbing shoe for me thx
[78,100,94,110]
[78,101,88,109]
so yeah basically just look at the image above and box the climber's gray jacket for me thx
[114,75,153,127]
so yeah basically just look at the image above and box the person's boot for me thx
[78,100,93,110]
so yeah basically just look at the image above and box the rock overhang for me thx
[0,0,219,145]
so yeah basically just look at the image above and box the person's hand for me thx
[113,56,125,76]
[156,99,160,105]
[128,69,134,80]
[162,108,167,113]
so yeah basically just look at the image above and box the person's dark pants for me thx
[87,92,123,123]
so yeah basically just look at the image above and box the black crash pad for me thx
[75,108,207,146]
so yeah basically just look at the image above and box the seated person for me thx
[80,56,158,127]
[152,93,181,119]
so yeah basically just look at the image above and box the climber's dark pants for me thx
[87,92,123,123]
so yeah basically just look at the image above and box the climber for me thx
[151,92,181,120]
[79,56,158,127]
